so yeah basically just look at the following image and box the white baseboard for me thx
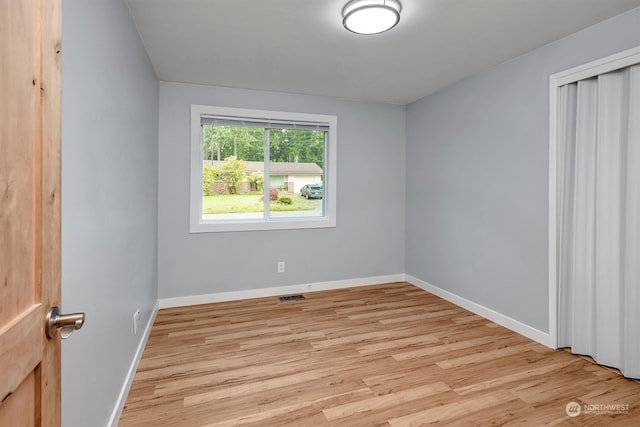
[405,275,553,348]
[107,300,159,427]
[158,274,553,348]
[158,274,406,309]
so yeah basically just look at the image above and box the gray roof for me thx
[204,160,322,175]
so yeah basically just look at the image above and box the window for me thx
[190,105,337,232]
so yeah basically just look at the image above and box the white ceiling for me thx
[126,0,640,105]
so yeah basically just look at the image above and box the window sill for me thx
[189,216,336,233]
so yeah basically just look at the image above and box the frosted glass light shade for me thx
[343,0,401,35]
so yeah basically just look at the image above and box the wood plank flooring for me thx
[119,282,640,426]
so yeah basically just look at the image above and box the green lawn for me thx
[202,193,316,214]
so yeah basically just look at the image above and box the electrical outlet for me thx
[133,309,140,335]
[277,261,285,273]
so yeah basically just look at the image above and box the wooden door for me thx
[0,0,62,426]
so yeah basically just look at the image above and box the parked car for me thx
[301,184,323,199]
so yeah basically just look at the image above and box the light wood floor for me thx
[119,282,640,426]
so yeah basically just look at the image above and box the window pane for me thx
[268,128,325,219]
[202,125,265,220]
[191,104,336,233]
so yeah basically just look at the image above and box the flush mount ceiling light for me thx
[342,0,402,35]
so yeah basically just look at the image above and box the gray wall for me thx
[406,8,640,332]
[158,83,405,299]
[61,1,159,426]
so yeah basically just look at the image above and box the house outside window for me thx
[190,105,337,232]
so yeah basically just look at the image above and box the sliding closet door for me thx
[622,64,640,379]
[557,64,640,379]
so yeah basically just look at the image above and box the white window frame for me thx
[190,104,337,233]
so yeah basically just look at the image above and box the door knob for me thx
[46,306,85,339]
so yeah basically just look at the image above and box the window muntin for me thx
[190,105,337,232]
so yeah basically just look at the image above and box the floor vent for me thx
[279,294,306,302]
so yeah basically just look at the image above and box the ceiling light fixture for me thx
[342,0,402,35]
